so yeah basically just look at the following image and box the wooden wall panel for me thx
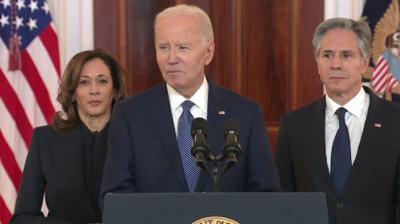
[124,1,174,93]
[241,0,290,125]
[289,1,324,110]
[94,0,324,150]
[207,1,238,90]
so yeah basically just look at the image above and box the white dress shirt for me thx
[166,77,208,135]
[325,87,369,172]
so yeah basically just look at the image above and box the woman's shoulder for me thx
[33,124,79,138]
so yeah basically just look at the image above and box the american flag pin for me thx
[374,123,382,128]
[218,111,225,115]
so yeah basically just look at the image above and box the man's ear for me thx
[204,41,215,66]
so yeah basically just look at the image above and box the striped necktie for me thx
[177,100,199,192]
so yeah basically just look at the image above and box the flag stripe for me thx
[372,58,390,94]
[0,132,22,189]
[0,1,60,221]
[376,78,388,93]
[0,195,12,224]
[372,61,388,82]
[0,70,33,147]
[39,25,61,76]
[0,99,28,171]
[21,51,55,124]
[0,161,17,223]
[0,41,48,128]
[27,38,60,110]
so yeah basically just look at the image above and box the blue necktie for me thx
[331,107,352,195]
[177,100,199,192]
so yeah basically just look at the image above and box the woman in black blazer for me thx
[10,49,127,224]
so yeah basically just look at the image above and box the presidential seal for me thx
[192,216,240,224]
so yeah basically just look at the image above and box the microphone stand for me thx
[206,154,225,192]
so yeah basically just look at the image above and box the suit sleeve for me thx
[246,105,281,192]
[100,103,136,207]
[275,115,296,192]
[10,129,76,224]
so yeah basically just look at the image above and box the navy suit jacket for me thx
[101,82,281,196]
[275,87,400,224]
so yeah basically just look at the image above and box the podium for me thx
[103,192,329,224]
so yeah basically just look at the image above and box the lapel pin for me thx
[218,111,225,115]
[374,123,382,128]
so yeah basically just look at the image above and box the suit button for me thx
[337,203,343,208]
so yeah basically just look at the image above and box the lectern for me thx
[103,192,328,224]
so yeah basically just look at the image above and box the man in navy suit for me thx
[275,18,400,224]
[100,4,281,196]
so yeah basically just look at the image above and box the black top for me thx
[10,122,109,224]
[81,123,109,222]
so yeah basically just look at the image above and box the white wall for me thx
[47,0,94,72]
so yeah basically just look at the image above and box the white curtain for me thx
[47,0,94,71]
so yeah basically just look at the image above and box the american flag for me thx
[0,0,60,223]
[371,50,399,94]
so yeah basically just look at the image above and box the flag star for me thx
[29,0,38,13]
[17,35,22,44]
[27,17,37,30]
[41,1,49,14]
[1,0,11,9]
[0,14,9,27]
[13,16,24,29]
[16,0,25,10]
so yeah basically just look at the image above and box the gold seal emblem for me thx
[192,216,240,224]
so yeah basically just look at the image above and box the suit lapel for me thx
[308,98,338,194]
[342,90,383,196]
[51,127,85,187]
[50,126,95,213]
[147,84,188,191]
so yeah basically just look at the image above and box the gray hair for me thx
[154,4,214,42]
[312,18,371,60]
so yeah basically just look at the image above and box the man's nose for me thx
[167,48,179,64]
[330,55,342,69]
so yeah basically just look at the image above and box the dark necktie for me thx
[331,107,352,195]
[177,100,199,192]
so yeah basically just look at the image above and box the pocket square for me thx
[374,123,382,128]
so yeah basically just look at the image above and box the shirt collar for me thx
[166,76,208,113]
[325,87,367,119]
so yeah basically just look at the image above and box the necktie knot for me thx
[181,100,194,114]
[335,107,347,121]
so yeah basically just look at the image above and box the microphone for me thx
[223,118,241,173]
[191,117,209,173]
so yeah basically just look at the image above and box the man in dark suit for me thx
[100,4,280,197]
[275,18,400,224]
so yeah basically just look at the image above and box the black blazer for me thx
[275,88,400,224]
[10,124,107,224]
[101,82,281,196]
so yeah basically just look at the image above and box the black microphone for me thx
[191,117,209,173]
[223,118,241,173]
